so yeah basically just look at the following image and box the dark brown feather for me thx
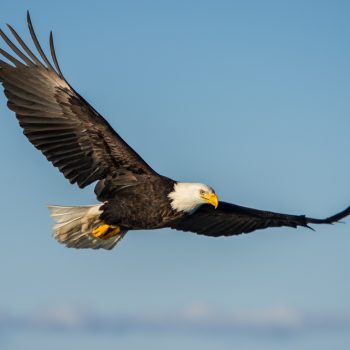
[0,12,158,191]
[172,202,350,236]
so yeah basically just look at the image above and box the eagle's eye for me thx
[199,189,205,195]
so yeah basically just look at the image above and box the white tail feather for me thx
[48,204,127,250]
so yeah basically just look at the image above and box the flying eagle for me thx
[1,13,349,250]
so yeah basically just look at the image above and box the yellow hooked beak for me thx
[201,192,219,209]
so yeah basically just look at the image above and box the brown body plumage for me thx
[1,13,349,250]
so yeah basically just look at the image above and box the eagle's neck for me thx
[167,182,205,214]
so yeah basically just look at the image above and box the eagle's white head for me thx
[168,182,219,213]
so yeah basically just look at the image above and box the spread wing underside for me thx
[0,12,156,189]
[172,201,350,236]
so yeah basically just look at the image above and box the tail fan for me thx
[48,205,127,250]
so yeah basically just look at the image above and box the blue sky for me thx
[0,1,350,349]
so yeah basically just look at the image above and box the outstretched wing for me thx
[172,201,350,236]
[0,12,156,189]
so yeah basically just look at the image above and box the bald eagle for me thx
[1,13,349,250]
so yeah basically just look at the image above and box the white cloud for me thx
[0,303,349,337]
[29,305,85,329]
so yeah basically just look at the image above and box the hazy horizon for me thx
[1,1,350,349]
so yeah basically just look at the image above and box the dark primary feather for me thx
[0,12,156,189]
[172,201,350,237]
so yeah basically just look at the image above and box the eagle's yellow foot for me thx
[92,224,121,240]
